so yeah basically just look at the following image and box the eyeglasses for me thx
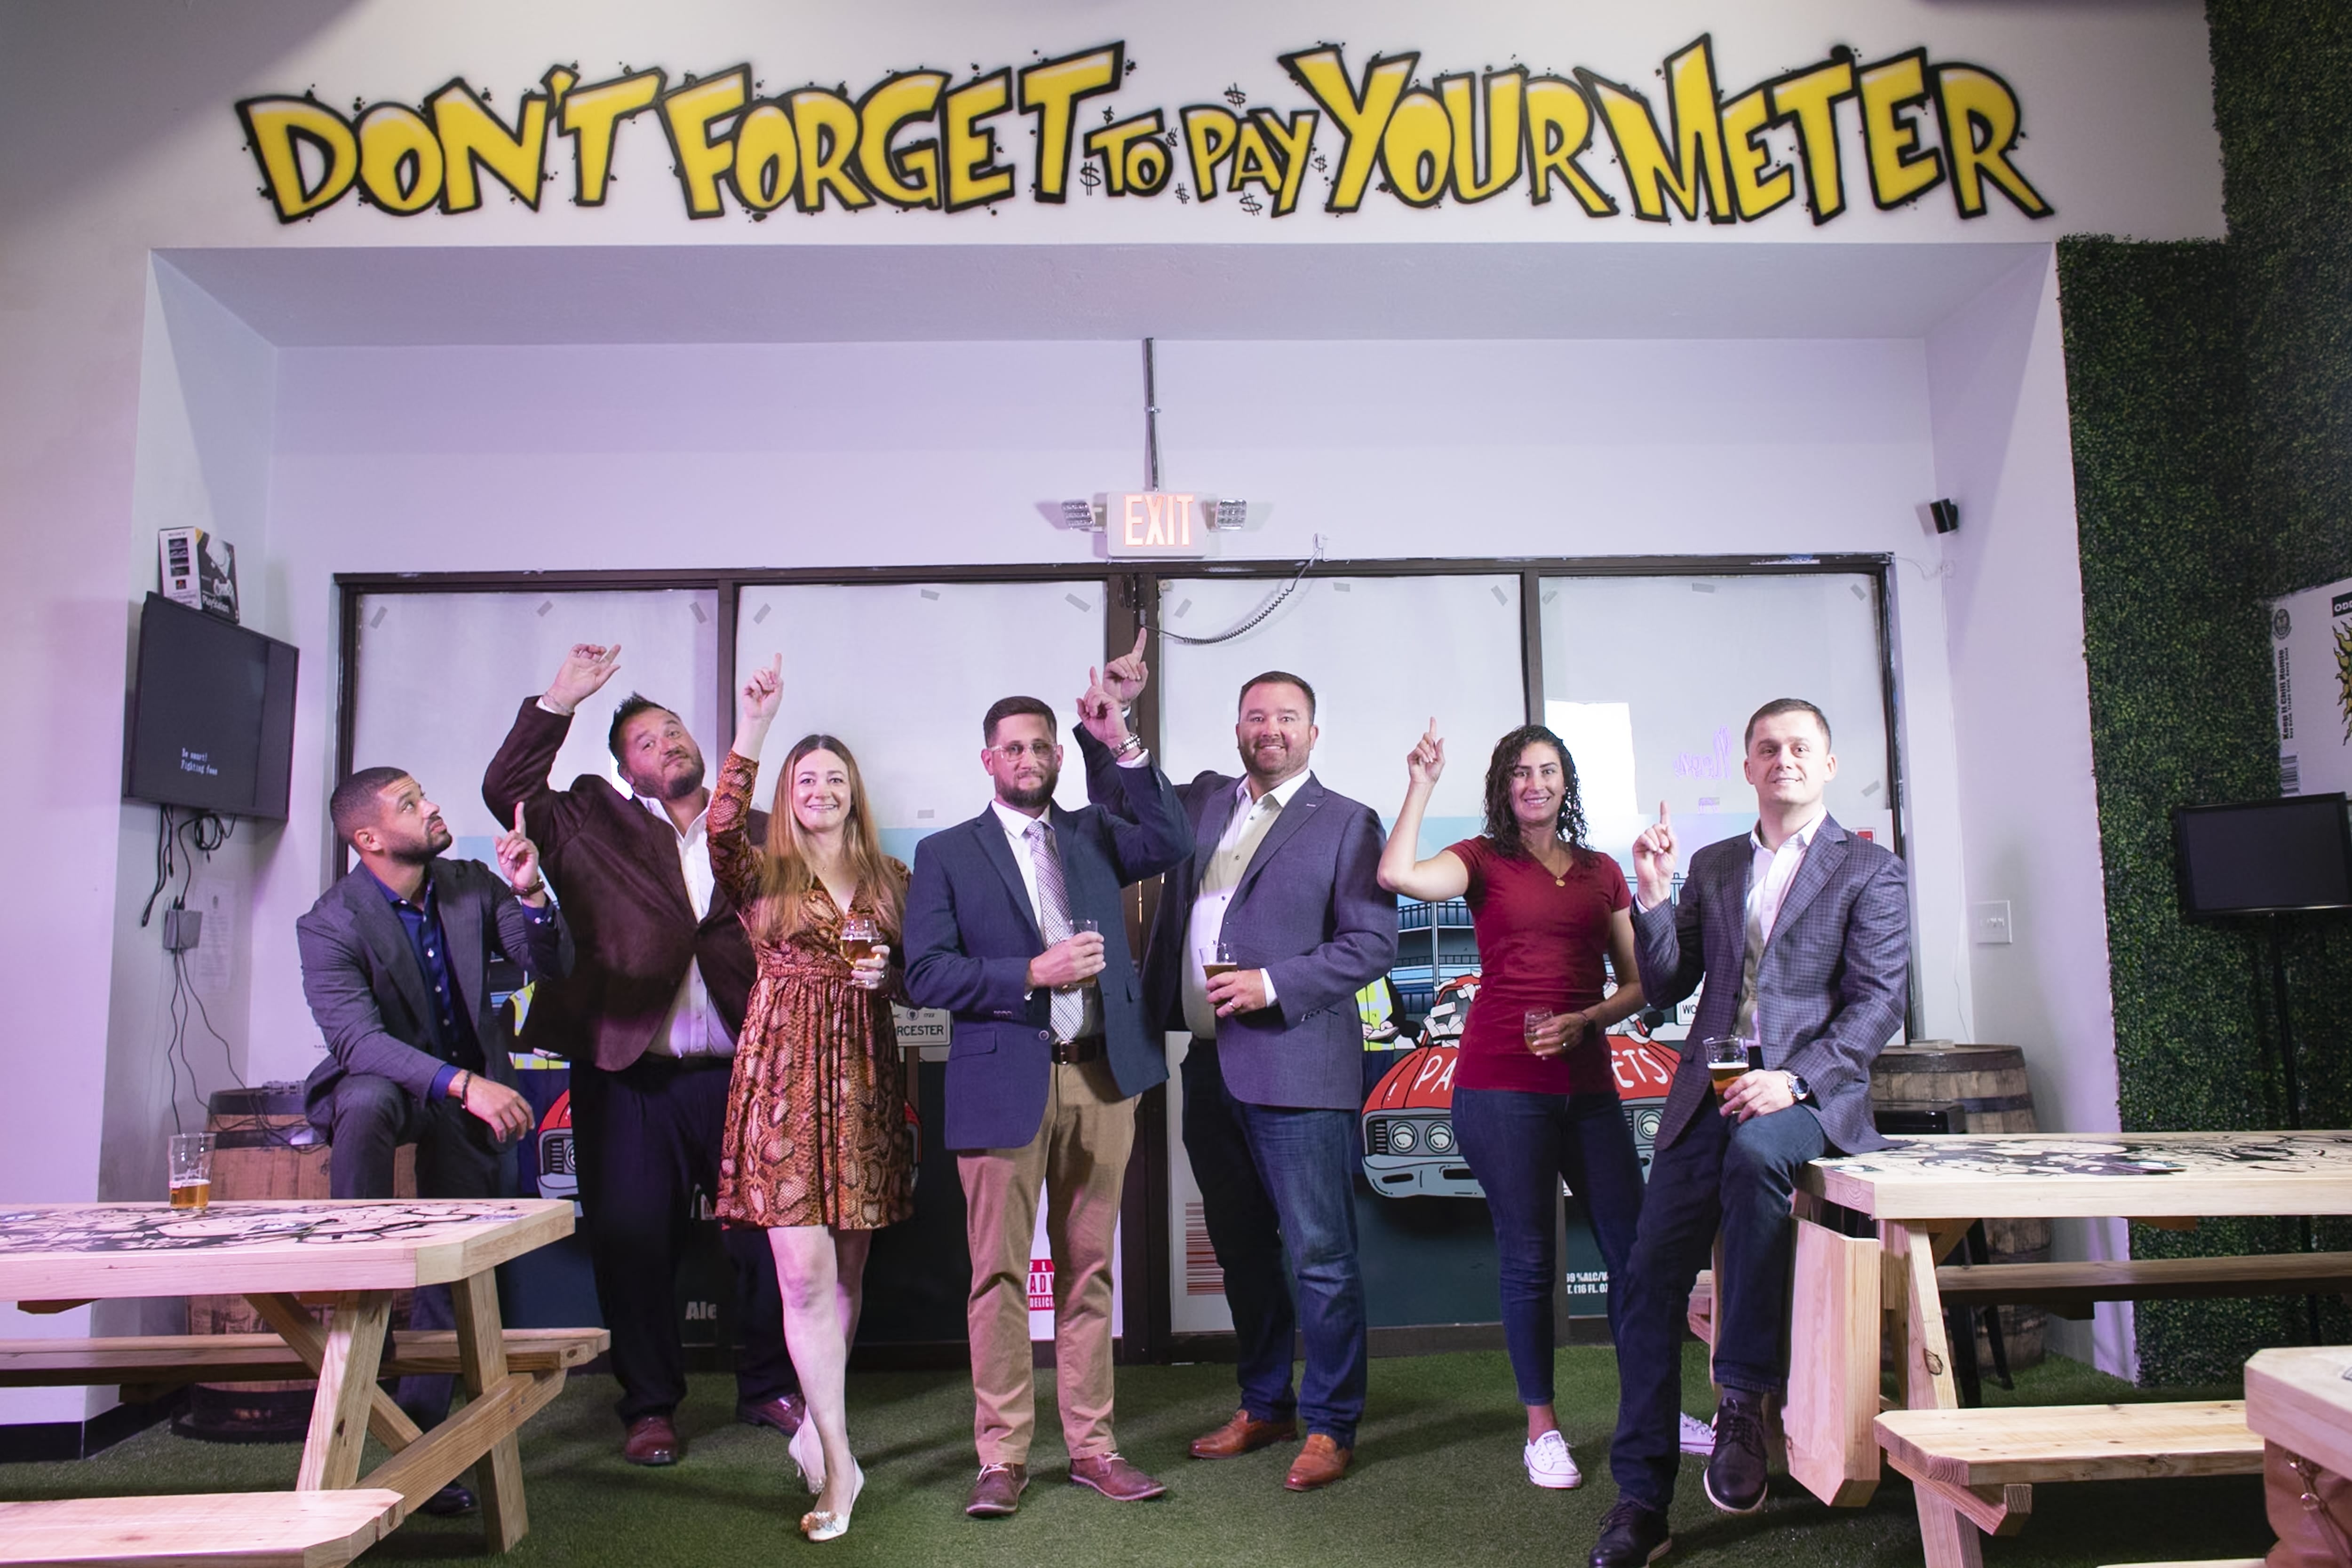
[990,740,1057,760]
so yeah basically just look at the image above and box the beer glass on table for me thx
[168,1132,215,1211]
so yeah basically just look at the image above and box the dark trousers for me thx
[1183,1039,1368,1448]
[569,1054,796,1425]
[325,1072,503,1430]
[1607,1098,1827,1512]
[1452,1087,1646,1407]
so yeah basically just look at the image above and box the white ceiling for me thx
[160,241,2048,348]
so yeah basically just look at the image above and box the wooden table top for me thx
[1800,1131,2352,1220]
[2246,1345,2352,1475]
[0,1200,572,1299]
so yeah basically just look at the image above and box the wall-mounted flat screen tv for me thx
[123,592,299,820]
[2173,794,2352,919]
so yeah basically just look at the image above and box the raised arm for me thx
[1629,801,1705,1011]
[488,803,572,980]
[707,655,779,906]
[1073,657,1191,885]
[482,641,626,855]
[1377,719,1470,901]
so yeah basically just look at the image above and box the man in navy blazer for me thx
[1084,652,1396,1494]
[1591,699,1910,1568]
[904,668,1191,1519]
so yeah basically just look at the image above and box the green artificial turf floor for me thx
[0,1346,2267,1566]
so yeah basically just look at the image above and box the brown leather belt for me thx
[1051,1036,1104,1065]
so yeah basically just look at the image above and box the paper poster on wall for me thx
[2270,578,2352,798]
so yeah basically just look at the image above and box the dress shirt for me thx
[988,747,1148,1041]
[365,863,553,1099]
[1181,771,1305,1038]
[1732,806,1827,1040]
[636,792,738,1059]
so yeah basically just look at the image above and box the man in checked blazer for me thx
[1083,648,1396,1495]
[1590,698,1909,1568]
[904,668,1191,1519]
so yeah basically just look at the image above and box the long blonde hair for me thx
[754,734,904,945]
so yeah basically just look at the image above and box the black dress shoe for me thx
[738,1394,806,1436]
[419,1481,477,1517]
[1702,1390,1769,1513]
[1590,1497,1672,1567]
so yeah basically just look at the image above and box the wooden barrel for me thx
[1870,1043,2046,1370]
[177,1086,413,1441]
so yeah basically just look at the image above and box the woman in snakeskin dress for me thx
[708,655,914,1541]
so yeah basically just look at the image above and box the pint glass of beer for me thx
[168,1132,215,1211]
[1702,1035,1762,1095]
[839,916,878,964]
[1203,937,1239,983]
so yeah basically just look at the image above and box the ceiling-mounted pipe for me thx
[1143,337,1160,491]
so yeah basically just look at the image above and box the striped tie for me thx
[1027,820,1085,1043]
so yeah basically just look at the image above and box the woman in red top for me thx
[1378,721,1647,1491]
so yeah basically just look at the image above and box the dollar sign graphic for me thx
[1224,83,1247,106]
[1239,190,1263,215]
[1079,161,1102,191]
[1176,183,1191,204]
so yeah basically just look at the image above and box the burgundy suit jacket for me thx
[483,697,765,1073]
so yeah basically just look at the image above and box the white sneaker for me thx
[1679,1411,1717,1456]
[1524,1429,1583,1489]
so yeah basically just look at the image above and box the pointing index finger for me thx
[1129,627,1147,658]
[513,802,527,836]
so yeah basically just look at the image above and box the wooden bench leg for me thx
[453,1270,527,1552]
[294,1292,393,1492]
[247,1293,421,1455]
[1919,1491,1987,1568]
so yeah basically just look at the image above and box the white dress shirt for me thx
[991,797,1107,1039]
[638,793,737,1059]
[1181,772,1305,1038]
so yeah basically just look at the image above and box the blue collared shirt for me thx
[366,864,551,1101]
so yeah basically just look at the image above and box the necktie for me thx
[1027,820,1085,1043]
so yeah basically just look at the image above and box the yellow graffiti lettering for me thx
[1934,64,2050,218]
[237,97,358,222]
[1249,108,1319,216]
[1181,104,1240,202]
[1766,57,1855,225]
[942,69,1015,210]
[1084,111,1170,196]
[558,69,663,207]
[356,104,444,214]
[730,102,797,213]
[429,77,551,213]
[1580,37,1734,224]
[790,87,874,213]
[1279,46,1416,214]
[1523,76,1614,214]
[659,69,749,219]
[1859,51,1943,208]
[1378,88,1449,207]
[1438,69,1523,203]
[857,71,946,209]
[1227,119,1285,201]
[1019,44,1121,203]
[1720,86,1794,220]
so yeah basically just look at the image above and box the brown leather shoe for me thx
[1190,1408,1299,1459]
[1068,1452,1168,1501]
[622,1414,681,1466]
[737,1394,806,1436]
[966,1462,1029,1517]
[1284,1433,1351,1491]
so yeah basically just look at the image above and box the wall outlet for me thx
[161,906,203,952]
[1971,900,2013,946]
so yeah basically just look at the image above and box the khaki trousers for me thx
[958,1056,1135,1466]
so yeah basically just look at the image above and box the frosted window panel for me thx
[1158,576,1525,854]
[734,581,1108,859]
[351,590,718,846]
[1539,574,1894,865]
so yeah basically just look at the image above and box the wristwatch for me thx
[1112,733,1144,759]
[1786,1072,1812,1103]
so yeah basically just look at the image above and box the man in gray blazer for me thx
[298,767,569,1510]
[1590,699,1909,1568]
[1083,650,1396,1493]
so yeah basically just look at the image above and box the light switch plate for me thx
[1972,900,2013,946]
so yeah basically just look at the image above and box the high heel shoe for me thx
[799,1458,864,1542]
[788,1418,826,1494]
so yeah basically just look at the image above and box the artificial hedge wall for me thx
[2059,0,2352,1383]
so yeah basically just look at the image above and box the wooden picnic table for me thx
[0,1198,590,1555]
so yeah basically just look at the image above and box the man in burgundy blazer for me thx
[484,642,797,1467]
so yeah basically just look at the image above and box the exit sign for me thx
[1106,492,1213,559]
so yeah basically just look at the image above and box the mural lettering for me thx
[236,37,2050,225]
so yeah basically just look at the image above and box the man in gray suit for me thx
[1590,699,1909,1568]
[298,767,569,1511]
[1083,648,1396,1493]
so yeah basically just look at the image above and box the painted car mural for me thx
[1361,975,1683,1198]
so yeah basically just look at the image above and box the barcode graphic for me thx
[2284,755,2301,794]
[1183,1201,1225,1296]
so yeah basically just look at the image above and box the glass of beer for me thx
[1204,937,1239,982]
[168,1131,215,1211]
[839,916,878,963]
[1703,1035,1762,1095]
[1524,1008,1557,1056]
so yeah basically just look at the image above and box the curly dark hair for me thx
[1480,724,1589,861]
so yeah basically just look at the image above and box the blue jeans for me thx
[1607,1097,1827,1512]
[1452,1088,1646,1407]
[1183,1040,1368,1448]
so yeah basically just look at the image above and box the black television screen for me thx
[123,593,298,820]
[2173,794,2352,919]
